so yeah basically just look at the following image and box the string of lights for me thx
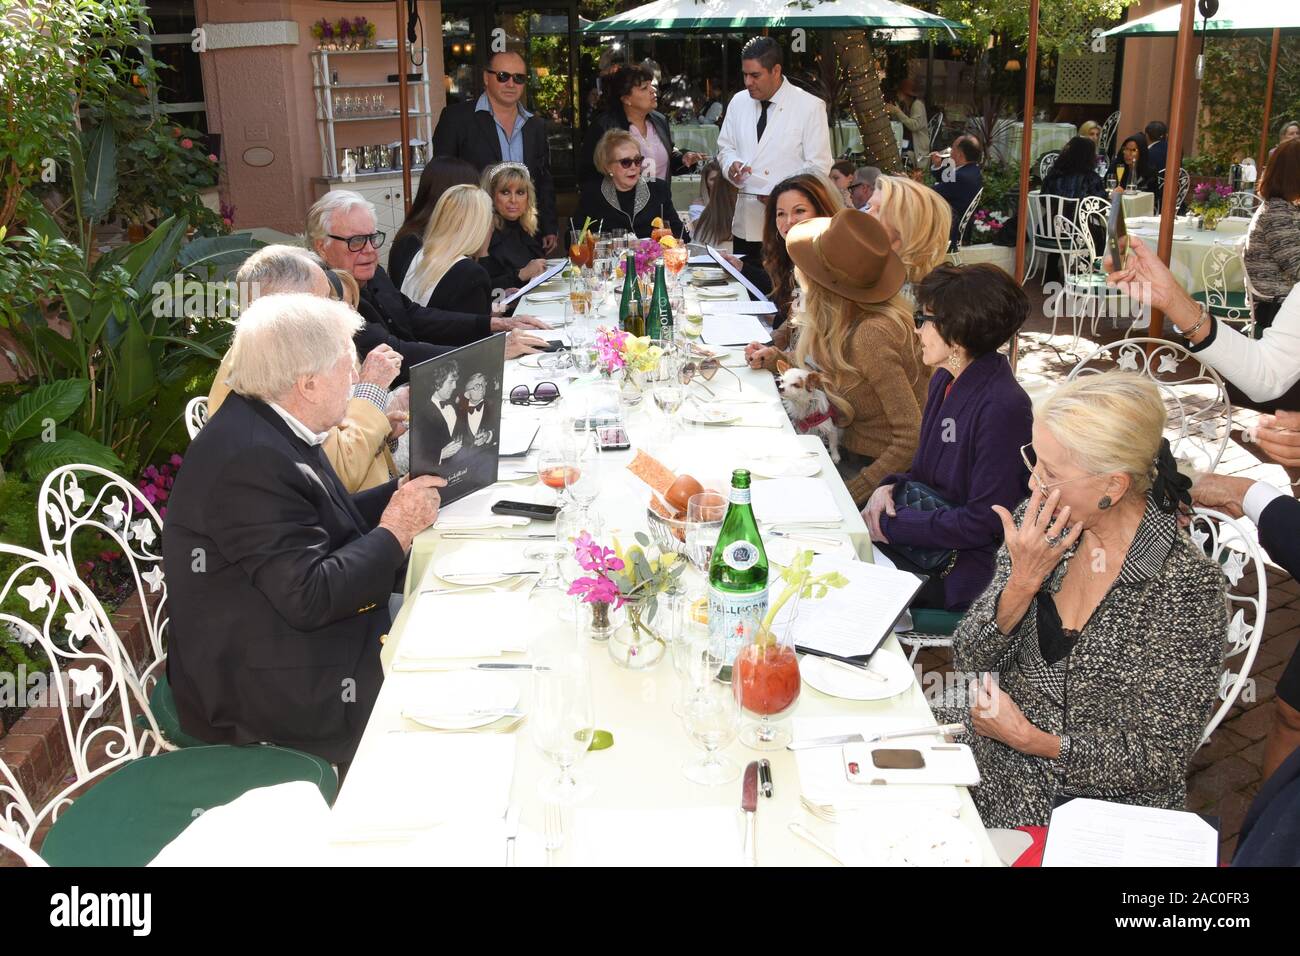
[834,30,901,174]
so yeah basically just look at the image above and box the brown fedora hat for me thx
[785,209,906,305]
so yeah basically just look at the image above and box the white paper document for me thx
[396,591,531,659]
[771,555,924,659]
[702,299,778,316]
[499,419,539,457]
[750,477,840,524]
[499,259,568,307]
[707,245,769,302]
[702,315,772,346]
[1042,798,1219,867]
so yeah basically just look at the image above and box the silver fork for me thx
[544,803,565,865]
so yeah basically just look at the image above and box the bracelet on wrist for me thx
[1176,303,1211,339]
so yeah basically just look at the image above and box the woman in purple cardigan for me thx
[863,264,1033,611]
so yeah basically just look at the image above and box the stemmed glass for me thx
[671,592,724,717]
[532,652,596,803]
[564,430,602,527]
[651,351,686,437]
[732,607,802,751]
[682,676,742,786]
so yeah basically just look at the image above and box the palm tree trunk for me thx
[834,31,899,174]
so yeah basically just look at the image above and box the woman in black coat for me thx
[1111,134,1156,192]
[577,129,685,240]
[389,156,479,289]
[480,161,549,291]
[577,64,704,188]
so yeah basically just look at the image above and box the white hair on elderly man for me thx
[234,244,328,296]
[225,293,362,402]
[305,190,378,247]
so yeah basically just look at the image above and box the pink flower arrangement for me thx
[136,454,182,519]
[595,325,630,373]
[567,531,626,608]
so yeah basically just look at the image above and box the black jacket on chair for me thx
[358,266,492,386]
[162,392,407,764]
[577,107,692,187]
[431,100,557,238]
[576,177,685,240]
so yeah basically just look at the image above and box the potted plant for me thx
[1189,182,1232,230]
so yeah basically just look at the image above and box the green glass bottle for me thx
[618,251,638,333]
[645,259,672,340]
[708,468,769,669]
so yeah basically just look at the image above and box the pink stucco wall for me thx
[196,1,445,234]
[1114,0,1200,156]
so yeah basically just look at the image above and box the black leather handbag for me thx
[888,480,959,576]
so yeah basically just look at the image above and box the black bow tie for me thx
[439,399,456,409]
[469,402,484,413]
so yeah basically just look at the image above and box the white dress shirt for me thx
[268,402,329,447]
[1244,480,1288,525]
[715,78,833,242]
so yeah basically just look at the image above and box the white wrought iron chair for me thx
[1227,191,1262,217]
[1156,168,1191,214]
[947,186,984,266]
[185,395,209,439]
[926,110,944,150]
[0,761,45,866]
[1192,241,1253,333]
[1188,509,1266,747]
[1037,149,1060,181]
[1066,337,1233,474]
[1050,214,1125,347]
[1099,110,1121,160]
[1025,193,1088,281]
[0,543,337,866]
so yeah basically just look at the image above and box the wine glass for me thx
[671,592,723,717]
[684,491,726,573]
[564,430,602,525]
[732,607,802,751]
[682,677,741,786]
[536,426,574,503]
[663,243,688,291]
[651,351,686,438]
[532,652,596,802]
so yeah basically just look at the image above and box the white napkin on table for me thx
[148,782,333,866]
[435,515,529,531]
[751,477,842,524]
[571,807,743,866]
[396,591,531,659]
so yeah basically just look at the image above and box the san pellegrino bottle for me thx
[618,250,639,332]
[645,259,672,340]
[708,469,769,669]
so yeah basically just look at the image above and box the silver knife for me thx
[440,532,556,540]
[392,661,547,673]
[786,722,965,751]
[504,805,521,867]
[741,761,759,867]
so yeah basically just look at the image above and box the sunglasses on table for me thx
[328,231,386,252]
[509,382,561,406]
[615,155,646,170]
[489,70,528,85]
[678,357,740,393]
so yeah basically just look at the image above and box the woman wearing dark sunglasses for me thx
[577,129,685,240]
[576,64,704,189]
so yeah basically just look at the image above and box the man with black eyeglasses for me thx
[431,49,558,254]
[308,192,548,384]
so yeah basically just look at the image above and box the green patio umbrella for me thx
[582,0,963,33]
[1102,0,1300,37]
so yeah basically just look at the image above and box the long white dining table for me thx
[332,270,1001,866]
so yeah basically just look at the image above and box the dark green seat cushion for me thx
[135,674,209,749]
[1190,289,1249,317]
[40,745,337,866]
[906,608,964,636]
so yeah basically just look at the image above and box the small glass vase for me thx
[585,600,619,643]
[608,596,666,670]
[1204,212,1222,231]
[618,368,644,408]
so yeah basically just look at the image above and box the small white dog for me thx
[775,360,842,463]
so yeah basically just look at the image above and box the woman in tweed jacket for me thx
[937,372,1227,828]
[1244,139,1300,334]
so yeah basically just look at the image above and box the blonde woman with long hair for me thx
[866,175,952,291]
[400,184,494,313]
[748,209,929,505]
[481,162,547,290]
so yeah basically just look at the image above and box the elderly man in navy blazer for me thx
[431,49,558,253]
[929,135,985,248]
[163,294,446,764]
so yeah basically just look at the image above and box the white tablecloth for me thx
[334,277,1000,867]
[998,122,1078,166]
[1125,215,1248,294]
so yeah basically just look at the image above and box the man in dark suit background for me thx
[1145,120,1169,173]
[163,294,445,764]
[431,50,559,254]
[308,191,549,384]
[929,135,984,248]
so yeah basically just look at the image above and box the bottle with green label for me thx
[618,251,639,333]
[645,258,672,340]
[708,468,769,668]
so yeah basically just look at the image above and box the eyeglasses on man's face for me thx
[489,70,528,86]
[328,231,386,252]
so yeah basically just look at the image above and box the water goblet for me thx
[681,677,741,786]
[532,652,596,802]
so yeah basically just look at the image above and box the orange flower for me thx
[181,138,193,149]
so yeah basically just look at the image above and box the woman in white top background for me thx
[399,184,494,315]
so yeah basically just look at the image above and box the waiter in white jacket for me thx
[716,37,833,258]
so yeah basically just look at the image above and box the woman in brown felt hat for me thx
[747,209,929,505]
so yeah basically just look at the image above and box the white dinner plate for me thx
[691,267,726,279]
[696,287,737,299]
[401,672,521,730]
[434,553,523,586]
[746,455,821,479]
[526,291,570,303]
[799,650,912,701]
[682,404,741,425]
[836,810,982,867]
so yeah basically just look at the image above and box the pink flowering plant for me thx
[568,531,684,643]
[567,531,627,610]
[615,239,667,280]
[1190,183,1232,216]
[136,454,182,520]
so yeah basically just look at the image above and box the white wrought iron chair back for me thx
[1227,191,1261,217]
[1037,149,1060,180]
[948,186,984,265]
[1200,241,1252,328]
[0,828,47,866]
[1066,337,1233,474]
[38,465,169,697]
[1024,192,1089,280]
[1051,213,1126,346]
[1099,110,1121,158]
[0,544,165,839]
[1176,168,1190,211]
[0,759,39,852]
[1077,194,1110,233]
[927,110,944,150]
[1188,509,1266,746]
[185,395,209,440]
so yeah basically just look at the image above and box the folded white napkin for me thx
[435,515,529,531]
[396,592,532,659]
[571,807,743,866]
[751,477,842,524]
